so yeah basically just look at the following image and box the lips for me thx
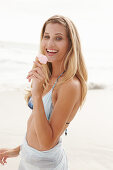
[46,49,58,56]
[47,49,58,53]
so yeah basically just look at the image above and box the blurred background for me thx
[0,1,113,170]
[0,0,113,91]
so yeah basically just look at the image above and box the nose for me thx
[47,38,55,47]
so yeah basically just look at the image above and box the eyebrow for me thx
[44,32,64,36]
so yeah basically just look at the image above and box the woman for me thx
[0,15,88,169]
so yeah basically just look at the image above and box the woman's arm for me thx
[0,145,21,165]
[32,95,53,149]
[12,145,21,156]
[32,79,81,150]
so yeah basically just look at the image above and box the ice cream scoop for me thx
[37,54,48,64]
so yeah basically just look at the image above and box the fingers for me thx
[33,61,45,74]
[0,157,3,165]
[2,156,7,164]
[27,62,45,82]
[34,60,42,68]
[0,149,7,165]
[0,153,7,165]
[28,71,42,81]
[27,69,45,79]
[33,60,46,75]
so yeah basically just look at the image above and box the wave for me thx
[0,82,113,92]
[0,40,113,91]
[0,59,29,65]
[0,40,37,50]
[88,82,111,90]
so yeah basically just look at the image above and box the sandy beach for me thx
[0,88,113,170]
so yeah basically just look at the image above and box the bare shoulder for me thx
[58,76,82,103]
[60,76,81,91]
[49,77,82,145]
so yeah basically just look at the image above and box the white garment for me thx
[18,137,68,170]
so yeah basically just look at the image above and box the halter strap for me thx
[52,71,65,90]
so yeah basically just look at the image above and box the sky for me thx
[0,0,113,51]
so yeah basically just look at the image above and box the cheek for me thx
[60,42,69,53]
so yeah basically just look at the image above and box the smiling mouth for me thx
[46,49,58,56]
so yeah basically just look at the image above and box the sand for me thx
[0,88,113,170]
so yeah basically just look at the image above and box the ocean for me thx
[0,41,113,91]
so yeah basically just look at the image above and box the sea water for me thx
[0,41,113,91]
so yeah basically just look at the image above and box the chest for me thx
[42,86,58,107]
[27,86,58,126]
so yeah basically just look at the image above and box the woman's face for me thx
[41,23,69,63]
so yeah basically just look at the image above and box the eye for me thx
[56,37,62,41]
[43,35,50,39]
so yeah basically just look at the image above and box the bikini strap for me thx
[52,71,65,90]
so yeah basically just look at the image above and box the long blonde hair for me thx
[25,15,88,107]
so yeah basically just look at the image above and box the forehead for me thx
[44,23,67,35]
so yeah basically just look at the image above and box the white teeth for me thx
[47,49,57,53]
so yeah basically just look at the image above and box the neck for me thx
[51,62,65,79]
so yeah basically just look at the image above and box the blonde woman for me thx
[0,15,88,169]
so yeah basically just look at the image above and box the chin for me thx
[46,56,56,63]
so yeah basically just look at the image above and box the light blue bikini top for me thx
[28,71,69,135]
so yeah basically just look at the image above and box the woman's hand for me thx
[0,147,20,165]
[26,60,46,97]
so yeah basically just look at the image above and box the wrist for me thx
[32,95,42,107]
[13,146,20,154]
[31,87,44,98]
[32,94,42,100]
